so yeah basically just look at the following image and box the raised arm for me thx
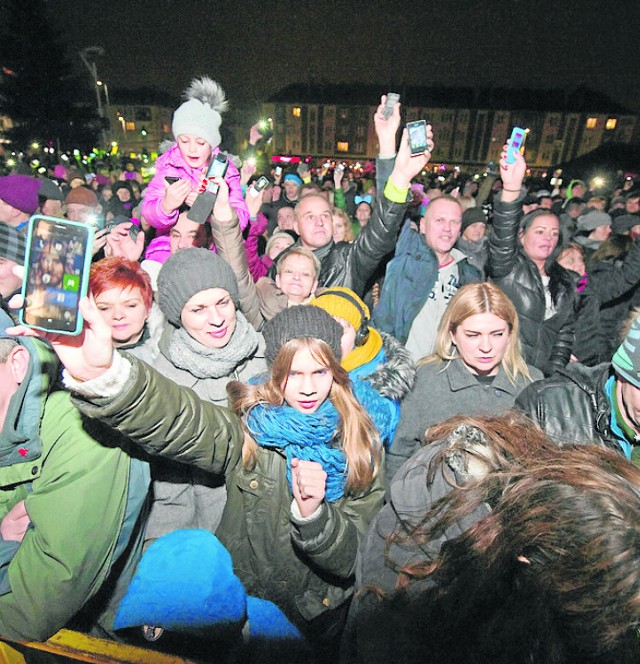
[488,146,527,279]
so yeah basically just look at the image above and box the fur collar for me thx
[361,332,416,401]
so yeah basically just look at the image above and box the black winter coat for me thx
[573,238,640,365]
[489,193,576,376]
[515,362,622,453]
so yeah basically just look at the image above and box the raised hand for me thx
[374,95,401,158]
[389,126,434,190]
[162,178,191,214]
[499,142,527,203]
[291,458,327,518]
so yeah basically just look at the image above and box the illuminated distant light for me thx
[550,178,557,186]
[111,141,118,147]
[73,149,80,156]
[438,176,445,182]
[31,142,39,149]
[421,171,426,176]
[247,157,257,167]
[592,176,605,188]
[37,166,46,174]
[31,159,40,167]
[6,158,15,167]
[454,166,461,172]
[541,172,548,178]
[61,154,69,161]
[473,173,480,180]
[524,128,531,134]
[439,164,446,171]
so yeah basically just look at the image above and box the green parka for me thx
[71,355,385,630]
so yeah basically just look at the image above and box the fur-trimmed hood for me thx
[360,331,416,401]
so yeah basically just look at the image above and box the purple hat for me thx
[0,175,41,215]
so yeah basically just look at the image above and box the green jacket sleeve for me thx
[71,356,244,476]
[289,459,385,580]
[0,392,133,641]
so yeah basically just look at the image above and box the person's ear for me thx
[275,273,281,289]
[8,346,30,384]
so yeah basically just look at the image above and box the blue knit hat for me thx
[612,315,640,388]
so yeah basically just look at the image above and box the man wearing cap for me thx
[38,177,65,218]
[0,223,25,310]
[0,175,41,230]
[612,214,640,241]
[574,209,612,260]
[455,207,489,276]
[64,186,101,224]
[516,313,640,464]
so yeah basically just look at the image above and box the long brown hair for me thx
[419,282,531,384]
[376,413,640,661]
[227,336,380,493]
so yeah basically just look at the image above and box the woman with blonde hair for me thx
[332,207,356,243]
[386,282,542,482]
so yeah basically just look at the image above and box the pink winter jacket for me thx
[142,143,250,262]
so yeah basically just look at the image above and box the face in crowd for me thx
[180,287,236,349]
[420,197,463,262]
[294,195,334,249]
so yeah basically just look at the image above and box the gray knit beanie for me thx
[157,248,240,326]
[576,210,612,233]
[172,77,228,150]
[263,306,343,366]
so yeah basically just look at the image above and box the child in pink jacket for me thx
[142,76,249,263]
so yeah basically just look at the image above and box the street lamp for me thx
[79,46,107,147]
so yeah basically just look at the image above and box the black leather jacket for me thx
[515,362,622,453]
[489,192,576,376]
[272,192,407,298]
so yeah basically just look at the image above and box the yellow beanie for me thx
[310,287,383,372]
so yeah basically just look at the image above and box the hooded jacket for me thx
[141,143,250,263]
[0,336,149,641]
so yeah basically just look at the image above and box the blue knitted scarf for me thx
[245,400,348,502]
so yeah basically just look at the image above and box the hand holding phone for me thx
[407,120,429,156]
[249,175,270,198]
[506,127,527,164]
[188,154,229,224]
[382,92,400,119]
[20,215,94,335]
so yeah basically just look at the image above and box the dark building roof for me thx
[268,82,630,114]
[553,142,640,180]
[110,87,177,107]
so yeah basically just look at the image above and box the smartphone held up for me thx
[20,215,94,335]
[407,120,429,156]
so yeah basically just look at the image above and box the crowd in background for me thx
[1,77,640,663]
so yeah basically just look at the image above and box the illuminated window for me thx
[292,107,301,118]
[162,123,171,133]
[125,121,136,131]
[337,141,349,152]
[606,118,617,130]
[585,117,597,129]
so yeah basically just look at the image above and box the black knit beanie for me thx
[157,247,240,326]
[263,305,343,366]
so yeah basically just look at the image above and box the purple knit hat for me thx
[0,175,41,215]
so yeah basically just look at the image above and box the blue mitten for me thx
[114,529,246,630]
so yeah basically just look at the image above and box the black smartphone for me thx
[187,154,229,224]
[258,120,274,143]
[407,120,428,155]
[249,175,270,197]
[20,215,94,335]
[383,92,400,119]
[165,176,181,185]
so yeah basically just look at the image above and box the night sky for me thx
[52,0,640,112]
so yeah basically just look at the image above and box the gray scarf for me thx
[167,311,260,379]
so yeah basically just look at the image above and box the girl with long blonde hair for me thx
[387,282,542,483]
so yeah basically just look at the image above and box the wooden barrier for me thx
[0,629,197,664]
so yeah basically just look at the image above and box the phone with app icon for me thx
[20,215,94,335]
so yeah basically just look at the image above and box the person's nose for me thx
[300,373,316,396]
[478,335,492,353]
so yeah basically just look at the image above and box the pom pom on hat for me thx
[172,76,228,150]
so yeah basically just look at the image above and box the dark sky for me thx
[53,0,640,111]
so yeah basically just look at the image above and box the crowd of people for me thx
[1,76,640,663]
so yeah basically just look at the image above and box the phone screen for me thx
[407,120,428,155]
[20,216,93,334]
[204,156,228,194]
